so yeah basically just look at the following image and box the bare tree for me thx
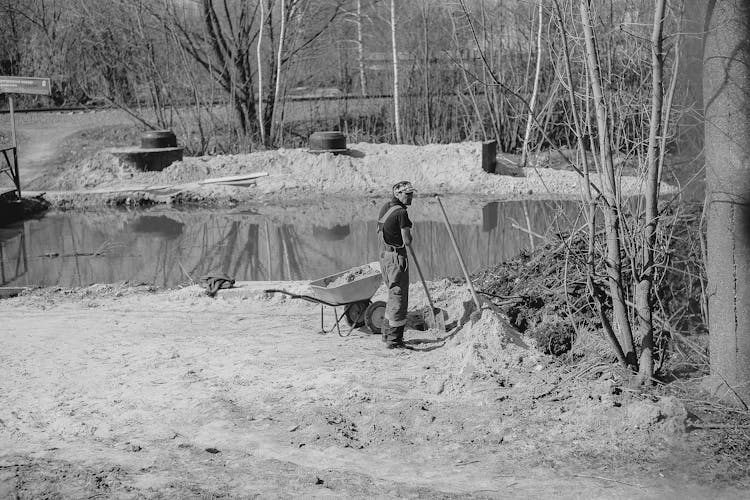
[258,0,267,146]
[166,0,346,145]
[634,0,667,384]
[0,0,23,75]
[74,0,171,127]
[580,0,637,369]
[168,0,261,137]
[273,0,287,128]
[5,0,82,104]
[550,0,627,367]
[520,0,543,167]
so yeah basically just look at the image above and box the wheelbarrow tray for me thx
[309,262,382,305]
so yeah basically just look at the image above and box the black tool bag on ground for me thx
[200,273,235,297]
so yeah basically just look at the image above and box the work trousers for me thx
[379,247,409,343]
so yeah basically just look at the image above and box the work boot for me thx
[385,325,405,348]
[393,325,405,343]
[381,319,391,343]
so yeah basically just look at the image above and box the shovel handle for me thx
[407,245,436,312]
[435,195,482,312]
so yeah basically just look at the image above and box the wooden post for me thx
[481,140,497,173]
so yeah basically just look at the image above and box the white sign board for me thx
[0,77,51,96]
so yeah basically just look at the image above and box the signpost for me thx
[0,77,51,96]
[1,76,51,199]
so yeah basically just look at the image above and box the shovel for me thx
[435,195,482,314]
[408,245,446,333]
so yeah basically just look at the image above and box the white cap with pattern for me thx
[392,181,417,195]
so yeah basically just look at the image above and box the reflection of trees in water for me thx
[230,224,261,280]
[182,220,244,282]
[162,221,269,283]
[418,200,581,279]
[7,200,585,287]
[68,218,84,286]
[278,225,304,280]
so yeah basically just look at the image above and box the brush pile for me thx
[471,203,706,369]
[472,235,589,357]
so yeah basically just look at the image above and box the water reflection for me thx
[482,202,498,232]
[129,215,184,239]
[0,198,582,288]
[0,225,28,286]
[313,224,351,241]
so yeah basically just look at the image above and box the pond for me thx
[0,197,582,288]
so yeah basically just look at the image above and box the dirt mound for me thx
[52,150,140,190]
[555,379,690,440]
[439,304,547,395]
[33,141,669,206]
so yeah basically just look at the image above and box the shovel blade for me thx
[425,307,446,333]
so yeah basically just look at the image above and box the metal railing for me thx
[0,145,19,199]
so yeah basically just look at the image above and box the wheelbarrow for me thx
[264,262,387,337]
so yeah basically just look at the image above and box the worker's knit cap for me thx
[393,181,417,195]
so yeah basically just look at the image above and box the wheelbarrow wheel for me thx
[364,300,387,335]
[344,300,370,328]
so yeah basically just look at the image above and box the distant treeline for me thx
[0,0,704,155]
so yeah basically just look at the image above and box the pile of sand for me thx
[46,151,134,190]
[435,300,547,395]
[39,142,663,204]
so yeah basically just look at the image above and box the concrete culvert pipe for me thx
[141,130,177,149]
[308,131,348,153]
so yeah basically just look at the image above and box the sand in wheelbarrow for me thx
[324,264,380,288]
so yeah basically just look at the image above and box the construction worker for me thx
[377,180,416,349]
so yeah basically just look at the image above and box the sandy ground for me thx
[1,110,746,498]
[1,281,747,499]
[0,109,134,187]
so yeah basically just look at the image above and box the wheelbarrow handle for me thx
[263,288,297,296]
[263,289,341,307]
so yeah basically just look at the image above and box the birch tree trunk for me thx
[356,0,367,97]
[390,0,402,143]
[520,0,543,167]
[271,0,287,144]
[704,0,750,407]
[580,0,636,369]
[257,0,266,146]
[421,0,430,137]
